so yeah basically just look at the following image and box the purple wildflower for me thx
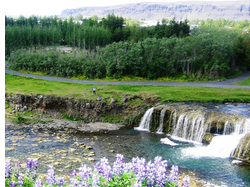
[34,179,44,187]
[94,157,111,181]
[79,164,92,181]
[169,165,179,183]
[9,181,17,187]
[17,161,22,168]
[17,173,24,186]
[112,154,124,176]
[26,158,32,170]
[56,177,65,187]
[69,178,80,186]
[131,157,146,183]
[5,160,11,179]
[182,176,191,187]
[145,161,155,186]
[91,172,100,187]
[46,165,56,185]
[70,169,77,177]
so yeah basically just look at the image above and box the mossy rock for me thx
[231,133,250,163]
[202,133,214,145]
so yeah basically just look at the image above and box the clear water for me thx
[5,127,250,186]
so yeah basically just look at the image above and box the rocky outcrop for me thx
[231,133,250,163]
[5,93,155,126]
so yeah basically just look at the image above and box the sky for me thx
[4,0,239,17]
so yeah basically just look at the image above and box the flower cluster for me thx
[26,158,38,178]
[5,155,190,187]
[5,160,11,179]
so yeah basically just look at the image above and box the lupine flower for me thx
[56,177,65,187]
[46,165,56,185]
[17,173,24,186]
[70,169,77,177]
[112,154,124,176]
[17,161,22,168]
[94,157,111,181]
[91,172,100,187]
[9,181,17,187]
[182,176,191,187]
[145,161,155,186]
[26,158,32,170]
[69,178,80,186]
[169,165,179,183]
[5,160,11,179]
[79,164,92,181]
[131,157,146,183]
[34,179,44,187]
[32,159,38,171]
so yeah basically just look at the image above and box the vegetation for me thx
[235,76,250,86]
[6,15,250,81]
[5,155,189,187]
[5,74,250,103]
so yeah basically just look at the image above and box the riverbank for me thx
[5,118,206,187]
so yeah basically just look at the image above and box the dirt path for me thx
[5,68,250,89]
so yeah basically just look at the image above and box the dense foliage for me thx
[5,15,250,79]
[5,15,190,56]
[9,27,247,79]
[5,155,190,187]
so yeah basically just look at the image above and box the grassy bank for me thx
[5,74,250,103]
[235,76,250,86]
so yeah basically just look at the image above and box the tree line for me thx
[5,14,190,56]
[8,27,250,79]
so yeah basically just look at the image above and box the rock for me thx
[111,98,117,104]
[122,97,128,103]
[86,103,91,109]
[85,146,92,150]
[70,148,77,152]
[88,152,95,157]
[88,158,95,162]
[202,133,214,145]
[54,161,61,166]
[231,133,250,163]
[109,150,115,153]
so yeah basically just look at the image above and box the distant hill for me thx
[60,1,250,21]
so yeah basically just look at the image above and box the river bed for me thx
[5,124,250,187]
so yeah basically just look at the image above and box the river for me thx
[5,103,250,187]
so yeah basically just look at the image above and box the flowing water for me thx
[5,103,250,186]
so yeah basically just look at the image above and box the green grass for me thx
[5,74,250,103]
[235,76,250,86]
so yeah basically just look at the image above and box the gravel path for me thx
[5,68,250,89]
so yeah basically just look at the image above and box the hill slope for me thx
[60,1,250,20]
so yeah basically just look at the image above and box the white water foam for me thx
[170,135,202,145]
[182,134,245,158]
[160,137,179,146]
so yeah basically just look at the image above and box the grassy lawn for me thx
[5,74,250,103]
[235,76,250,86]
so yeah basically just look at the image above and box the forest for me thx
[5,14,250,80]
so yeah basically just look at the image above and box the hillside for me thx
[60,1,250,20]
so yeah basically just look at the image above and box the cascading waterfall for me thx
[156,109,166,133]
[134,107,154,131]
[136,104,250,159]
[183,118,250,158]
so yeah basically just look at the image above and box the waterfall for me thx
[182,134,245,158]
[223,121,230,135]
[137,104,250,158]
[183,118,250,158]
[134,107,154,131]
[156,109,166,133]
